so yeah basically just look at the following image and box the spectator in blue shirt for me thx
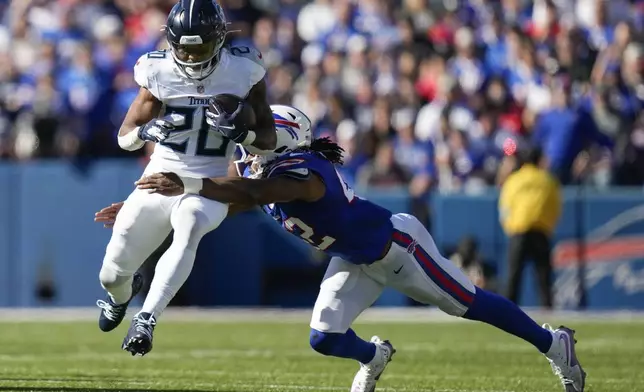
[392,110,436,229]
[481,13,509,77]
[532,77,613,184]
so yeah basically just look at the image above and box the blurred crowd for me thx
[1,0,644,191]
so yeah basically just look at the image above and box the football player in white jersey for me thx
[96,0,276,356]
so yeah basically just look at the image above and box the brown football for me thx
[210,94,256,131]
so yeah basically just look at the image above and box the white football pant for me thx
[310,213,476,333]
[99,188,228,316]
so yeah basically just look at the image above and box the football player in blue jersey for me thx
[99,105,585,392]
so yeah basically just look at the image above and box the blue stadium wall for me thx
[0,161,643,309]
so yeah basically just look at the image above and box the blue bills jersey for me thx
[246,151,394,264]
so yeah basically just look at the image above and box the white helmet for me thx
[237,105,313,177]
[270,104,312,150]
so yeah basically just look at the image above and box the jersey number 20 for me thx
[161,106,230,157]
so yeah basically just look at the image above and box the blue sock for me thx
[309,328,376,364]
[463,287,553,353]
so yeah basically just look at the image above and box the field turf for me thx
[0,309,641,392]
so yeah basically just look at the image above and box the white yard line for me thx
[1,307,644,323]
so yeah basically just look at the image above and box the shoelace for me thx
[96,300,122,321]
[133,314,157,339]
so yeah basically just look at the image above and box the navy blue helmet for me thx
[165,0,228,79]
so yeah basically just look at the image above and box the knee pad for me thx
[98,266,132,290]
[309,329,343,356]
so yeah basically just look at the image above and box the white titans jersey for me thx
[134,46,266,178]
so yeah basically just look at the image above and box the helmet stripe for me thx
[189,0,195,27]
[274,118,300,129]
[181,0,202,30]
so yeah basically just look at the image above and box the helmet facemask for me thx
[169,31,226,79]
[165,2,228,80]
[236,131,300,178]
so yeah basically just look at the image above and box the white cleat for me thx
[543,324,587,392]
[350,336,396,392]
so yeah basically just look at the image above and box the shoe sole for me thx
[559,326,586,392]
[122,336,152,357]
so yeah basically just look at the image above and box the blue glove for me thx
[138,114,186,143]
[205,102,248,143]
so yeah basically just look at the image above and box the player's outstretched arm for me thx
[246,79,276,151]
[203,175,325,205]
[117,87,163,150]
[135,173,325,206]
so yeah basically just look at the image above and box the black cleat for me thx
[96,272,144,332]
[122,312,157,356]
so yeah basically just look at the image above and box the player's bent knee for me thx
[98,266,132,290]
[309,329,344,356]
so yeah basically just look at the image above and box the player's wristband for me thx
[118,127,145,151]
[238,130,256,146]
[181,176,203,195]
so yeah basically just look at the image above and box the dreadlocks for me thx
[254,137,345,179]
[294,137,345,165]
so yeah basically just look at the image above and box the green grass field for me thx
[0,309,641,392]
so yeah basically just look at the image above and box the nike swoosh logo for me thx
[393,265,403,274]
[560,334,571,367]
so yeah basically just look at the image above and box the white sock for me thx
[140,242,197,317]
[108,284,132,305]
[366,344,385,366]
[545,330,558,357]
[99,269,133,305]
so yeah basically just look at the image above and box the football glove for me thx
[205,102,249,143]
[137,113,186,143]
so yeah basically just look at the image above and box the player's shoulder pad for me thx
[227,45,266,69]
[265,153,313,181]
[133,50,170,90]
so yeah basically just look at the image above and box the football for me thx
[210,94,256,131]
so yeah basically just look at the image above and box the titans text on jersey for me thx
[135,45,265,178]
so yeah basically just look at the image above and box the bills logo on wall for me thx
[553,205,644,309]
